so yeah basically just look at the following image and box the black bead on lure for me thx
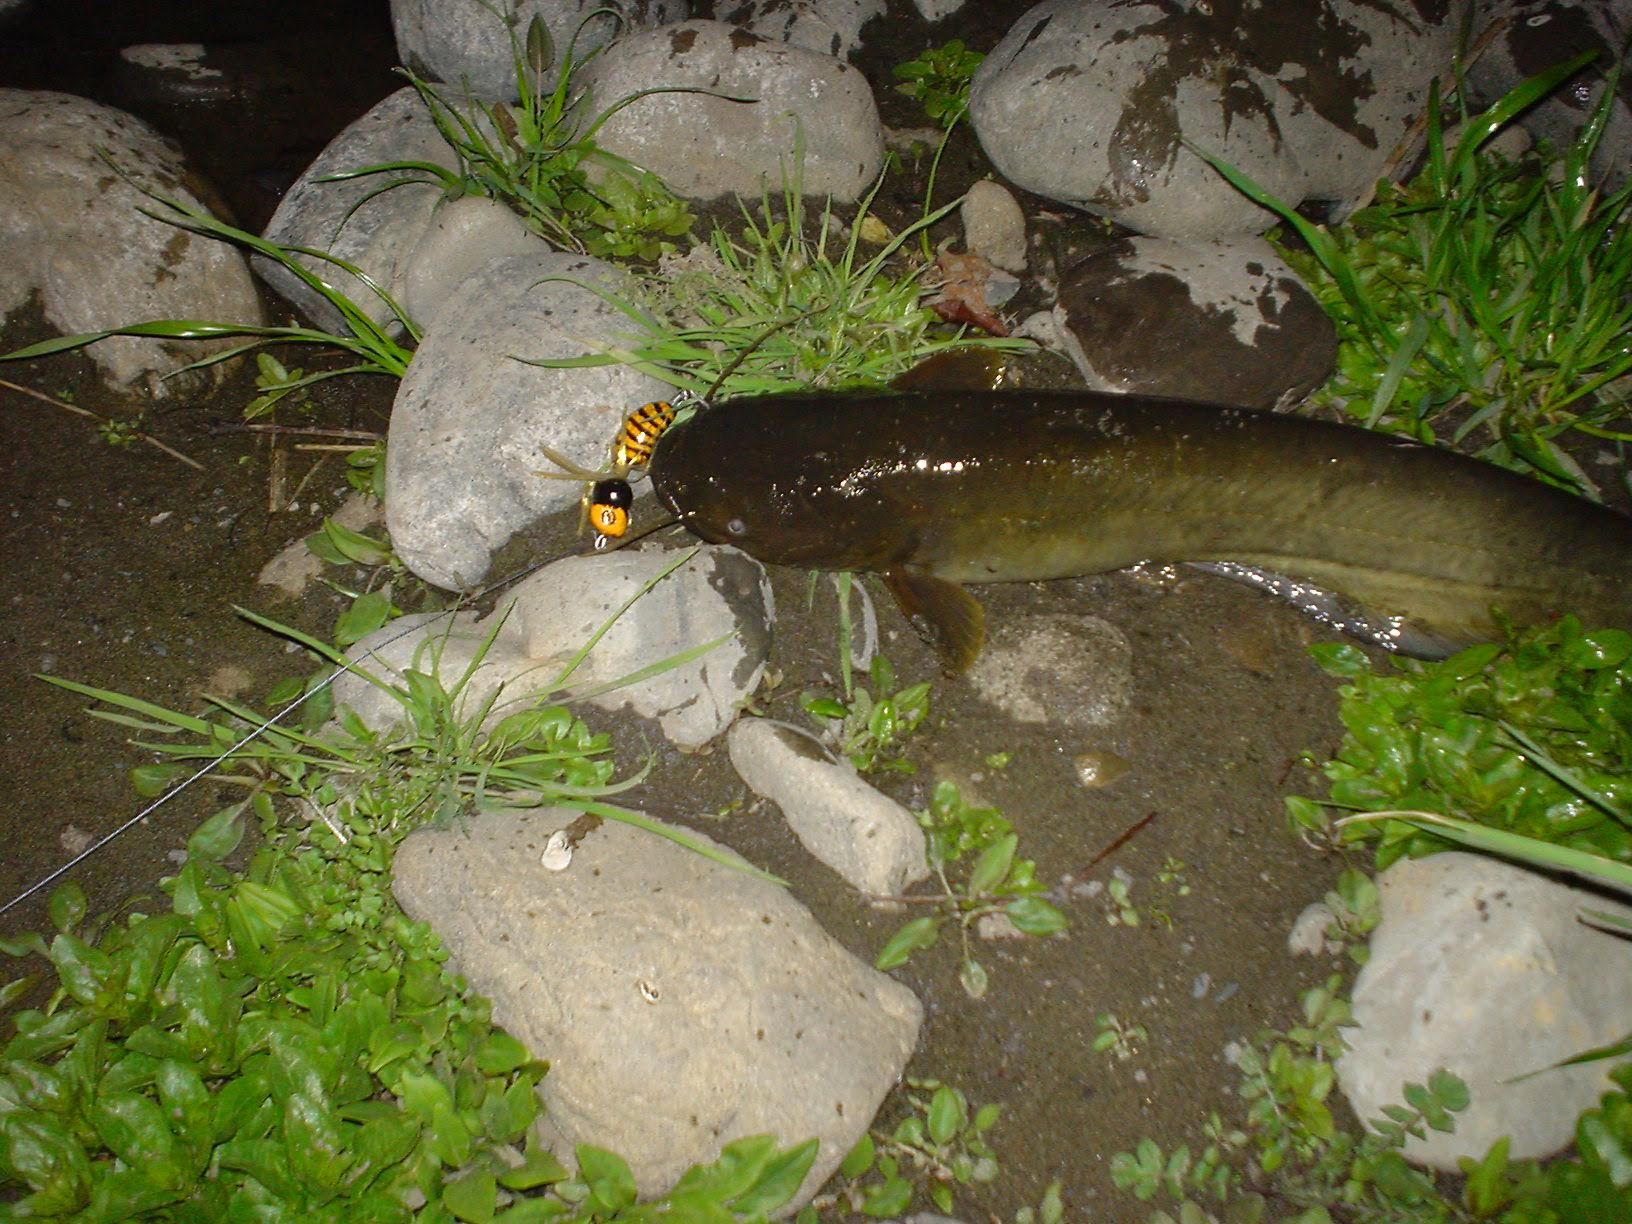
[648,390,1632,672]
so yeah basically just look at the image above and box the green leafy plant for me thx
[243,351,317,420]
[1102,872,1141,927]
[1092,1013,1148,1062]
[526,148,1031,400]
[825,1078,1000,1218]
[893,40,985,129]
[304,517,410,648]
[802,654,931,774]
[1108,980,1497,1221]
[874,781,1066,998]
[40,551,772,881]
[1201,53,1632,493]
[94,412,144,448]
[332,12,697,261]
[0,807,549,1220]
[343,440,389,500]
[1286,618,1632,869]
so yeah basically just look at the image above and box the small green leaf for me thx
[875,916,939,970]
[578,1143,638,1213]
[473,1031,530,1075]
[733,1137,818,1214]
[499,1142,571,1190]
[187,803,247,864]
[443,1168,498,1222]
[47,885,86,935]
[1005,896,1067,936]
[839,1132,876,1179]
[926,1084,967,1146]
[132,762,190,798]
[335,589,395,647]
[968,833,1017,896]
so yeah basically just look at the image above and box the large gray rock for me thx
[332,545,774,750]
[578,19,885,201]
[393,808,922,1209]
[258,87,454,335]
[391,0,690,101]
[711,0,885,59]
[969,0,1468,239]
[1338,852,1632,1169]
[503,545,776,748]
[727,717,929,895]
[383,250,668,590]
[1050,236,1336,409]
[0,90,263,397]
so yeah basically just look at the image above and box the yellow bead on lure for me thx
[648,390,1632,672]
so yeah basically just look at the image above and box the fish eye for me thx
[726,517,747,537]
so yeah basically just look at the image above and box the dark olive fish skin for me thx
[648,391,1632,666]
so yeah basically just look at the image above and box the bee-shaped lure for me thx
[535,399,682,549]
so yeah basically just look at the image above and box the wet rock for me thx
[391,0,689,101]
[384,251,668,590]
[1051,236,1335,408]
[578,19,885,201]
[0,90,263,397]
[960,179,1027,273]
[711,0,885,60]
[1467,1,1632,187]
[727,717,929,894]
[965,613,1132,730]
[113,44,237,107]
[1337,852,1632,1168]
[969,0,1466,240]
[258,87,454,334]
[392,808,922,1209]
[332,545,772,750]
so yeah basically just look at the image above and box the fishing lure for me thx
[536,398,685,549]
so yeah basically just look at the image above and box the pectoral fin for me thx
[883,569,986,673]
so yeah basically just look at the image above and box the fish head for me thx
[649,405,915,570]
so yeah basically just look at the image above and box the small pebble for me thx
[1074,749,1131,789]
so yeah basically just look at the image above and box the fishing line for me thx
[1,552,560,918]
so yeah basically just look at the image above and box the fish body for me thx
[648,391,1632,669]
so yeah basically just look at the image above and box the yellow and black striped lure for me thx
[612,399,677,471]
[535,399,684,549]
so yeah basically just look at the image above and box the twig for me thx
[1077,810,1160,875]
[1,376,205,470]
[224,422,383,440]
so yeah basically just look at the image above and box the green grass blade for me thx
[36,675,216,736]
[574,800,786,885]
[1338,809,1632,892]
